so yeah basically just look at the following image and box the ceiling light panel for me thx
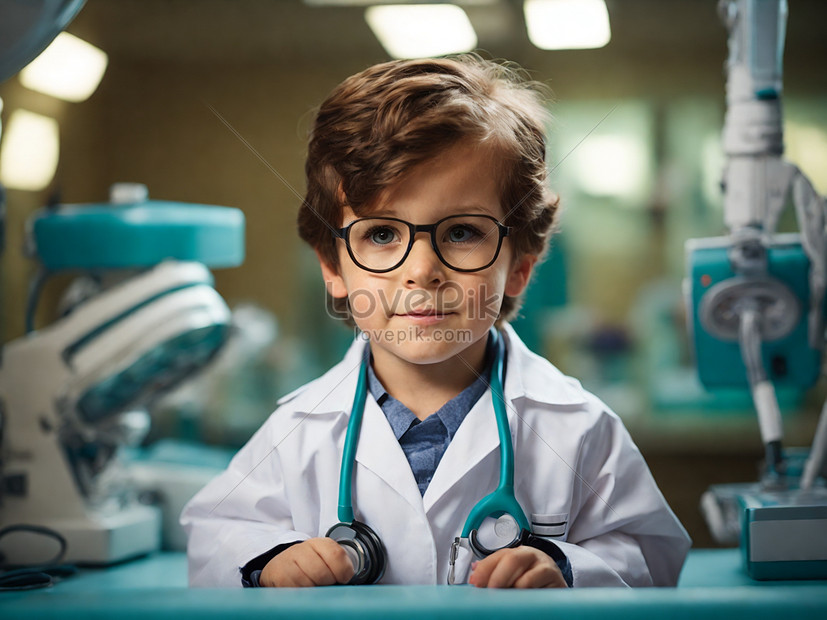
[19,32,108,102]
[365,4,478,59]
[0,109,60,191]
[524,0,611,50]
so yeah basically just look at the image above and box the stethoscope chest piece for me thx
[468,519,530,558]
[326,520,387,585]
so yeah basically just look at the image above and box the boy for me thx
[181,55,691,588]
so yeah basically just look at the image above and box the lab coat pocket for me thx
[530,512,568,539]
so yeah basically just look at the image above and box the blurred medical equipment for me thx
[151,304,292,448]
[0,0,85,84]
[0,184,244,567]
[1,0,86,258]
[326,329,530,585]
[133,304,286,553]
[685,0,827,579]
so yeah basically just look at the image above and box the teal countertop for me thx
[2,549,826,619]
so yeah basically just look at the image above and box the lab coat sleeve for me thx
[179,417,311,587]
[559,407,691,587]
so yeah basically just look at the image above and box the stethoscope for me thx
[325,328,531,585]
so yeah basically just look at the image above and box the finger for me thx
[512,563,567,589]
[485,552,529,589]
[469,548,510,586]
[314,539,356,584]
[284,555,316,587]
[296,542,340,586]
[304,538,357,585]
[260,551,308,587]
[468,555,496,587]
[269,539,337,587]
[469,550,523,588]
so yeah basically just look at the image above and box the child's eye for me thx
[364,226,399,245]
[445,224,481,244]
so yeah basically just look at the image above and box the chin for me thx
[376,340,451,364]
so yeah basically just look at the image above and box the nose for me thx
[402,233,445,287]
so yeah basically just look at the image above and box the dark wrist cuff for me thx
[523,533,573,587]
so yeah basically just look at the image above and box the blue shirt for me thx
[365,345,493,496]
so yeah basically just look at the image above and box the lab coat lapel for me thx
[354,395,425,517]
[422,388,503,513]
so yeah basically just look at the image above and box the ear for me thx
[316,251,349,299]
[505,253,538,297]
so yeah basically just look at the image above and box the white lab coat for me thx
[181,323,691,587]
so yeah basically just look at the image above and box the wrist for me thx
[522,534,573,587]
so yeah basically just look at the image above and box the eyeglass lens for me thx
[347,215,501,271]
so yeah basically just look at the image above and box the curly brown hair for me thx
[298,54,559,324]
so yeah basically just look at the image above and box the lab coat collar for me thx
[355,394,425,517]
[423,387,499,513]
[275,335,425,516]
[277,324,587,416]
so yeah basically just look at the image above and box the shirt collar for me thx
[365,335,495,440]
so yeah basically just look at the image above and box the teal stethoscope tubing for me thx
[337,350,369,524]
[336,328,530,538]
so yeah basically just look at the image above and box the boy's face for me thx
[319,141,536,370]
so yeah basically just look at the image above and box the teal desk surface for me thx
[2,549,826,619]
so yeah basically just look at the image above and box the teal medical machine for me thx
[685,0,827,579]
[0,183,244,570]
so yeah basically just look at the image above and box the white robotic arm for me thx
[695,0,827,478]
[690,1,827,579]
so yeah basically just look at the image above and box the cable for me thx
[0,564,77,591]
[738,307,784,475]
[0,524,77,591]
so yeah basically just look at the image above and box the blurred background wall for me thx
[2,0,826,546]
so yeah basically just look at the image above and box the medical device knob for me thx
[699,277,800,342]
[110,183,149,204]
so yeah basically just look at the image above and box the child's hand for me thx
[259,538,355,587]
[468,546,568,589]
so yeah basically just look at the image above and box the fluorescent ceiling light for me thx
[19,32,108,102]
[0,110,60,191]
[524,0,611,50]
[365,4,478,59]
[305,0,496,6]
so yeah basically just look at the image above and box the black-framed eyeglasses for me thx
[332,214,512,273]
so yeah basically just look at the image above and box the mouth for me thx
[397,308,448,316]
[395,308,454,321]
